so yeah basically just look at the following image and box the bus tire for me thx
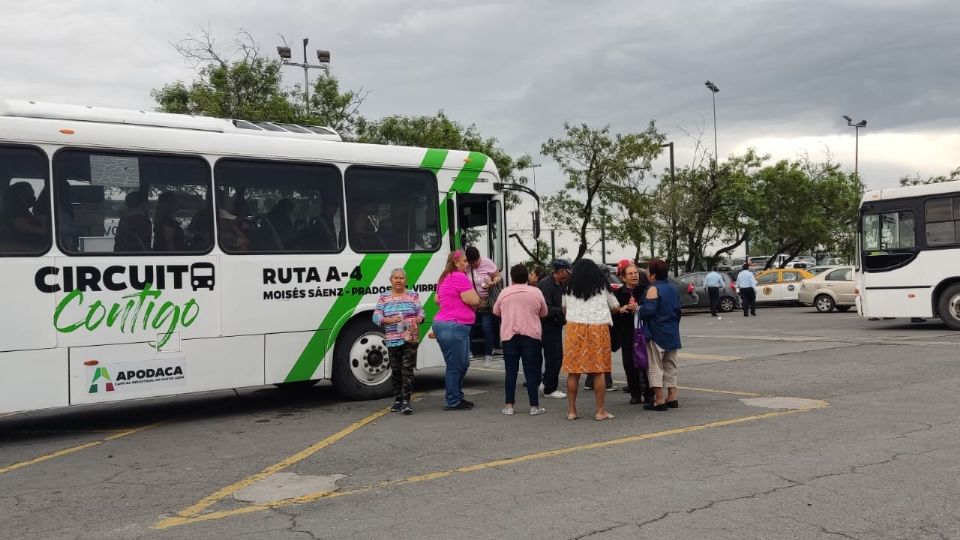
[814,294,835,313]
[332,318,393,400]
[936,283,960,331]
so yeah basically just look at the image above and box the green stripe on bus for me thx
[284,253,389,382]
[421,148,448,173]
[451,152,487,193]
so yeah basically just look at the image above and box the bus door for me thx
[455,194,505,274]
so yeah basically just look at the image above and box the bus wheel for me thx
[815,294,835,313]
[937,283,960,330]
[332,319,393,400]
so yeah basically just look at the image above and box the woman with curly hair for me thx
[433,250,481,411]
[562,258,620,421]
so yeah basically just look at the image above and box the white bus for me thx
[857,179,960,329]
[0,100,517,414]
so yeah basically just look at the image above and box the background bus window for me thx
[489,200,503,270]
[861,210,916,271]
[344,166,439,253]
[214,159,344,253]
[0,146,50,255]
[924,196,959,246]
[53,150,212,255]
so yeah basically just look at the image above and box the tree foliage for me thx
[899,167,960,186]
[541,122,665,262]
[357,110,532,206]
[151,29,366,138]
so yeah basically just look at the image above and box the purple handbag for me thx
[632,318,649,371]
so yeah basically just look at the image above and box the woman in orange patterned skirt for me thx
[562,259,620,421]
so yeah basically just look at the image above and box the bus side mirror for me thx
[532,210,541,239]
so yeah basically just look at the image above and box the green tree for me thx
[750,159,862,268]
[899,167,960,186]
[357,110,532,207]
[541,122,665,263]
[151,29,366,137]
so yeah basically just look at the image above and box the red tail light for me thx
[730,281,736,290]
[687,283,694,294]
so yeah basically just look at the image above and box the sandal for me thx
[594,412,615,421]
[566,413,578,420]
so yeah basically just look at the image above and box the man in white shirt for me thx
[735,263,758,317]
[704,269,724,317]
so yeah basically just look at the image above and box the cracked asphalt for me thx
[2,307,960,539]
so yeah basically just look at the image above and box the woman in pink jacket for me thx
[493,264,548,416]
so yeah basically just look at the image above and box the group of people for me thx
[373,248,684,420]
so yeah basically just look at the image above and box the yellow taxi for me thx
[753,268,814,303]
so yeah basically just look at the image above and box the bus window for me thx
[0,146,50,255]
[215,159,344,254]
[344,166,440,253]
[53,150,212,255]
[862,210,916,271]
[924,196,959,246]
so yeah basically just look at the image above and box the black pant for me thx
[740,287,757,316]
[387,343,418,402]
[620,337,652,402]
[708,286,721,315]
[541,324,563,394]
[503,335,542,406]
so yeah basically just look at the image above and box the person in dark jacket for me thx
[612,264,653,405]
[638,259,683,412]
[537,259,571,399]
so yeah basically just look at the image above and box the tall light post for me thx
[660,142,678,276]
[277,39,331,112]
[842,115,867,179]
[704,80,719,170]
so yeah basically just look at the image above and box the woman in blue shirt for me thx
[637,259,682,412]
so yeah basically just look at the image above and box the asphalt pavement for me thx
[2,306,960,539]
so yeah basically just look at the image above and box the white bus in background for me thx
[0,100,520,414]
[857,179,960,329]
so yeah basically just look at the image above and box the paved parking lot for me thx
[3,306,960,539]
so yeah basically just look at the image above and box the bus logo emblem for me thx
[89,366,115,393]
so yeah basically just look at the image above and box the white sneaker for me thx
[500,407,515,415]
[545,390,567,399]
[483,356,492,368]
[530,406,546,416]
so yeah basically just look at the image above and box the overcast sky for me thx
[2,0,957,198]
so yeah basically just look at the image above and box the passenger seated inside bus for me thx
[114,191,152,252]
[0,181,46,251]
[218,206,250,251]
[265,198,296,249]
[153,191,188,252]
[349,206,386,251]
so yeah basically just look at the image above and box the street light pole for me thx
[277,40,331,113]
[660,142,678,276]
[705,80,719,170]
[842,115,867,178]
[528,163,542,193]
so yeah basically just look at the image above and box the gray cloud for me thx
[0,0,956,192]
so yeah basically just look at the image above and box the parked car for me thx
[798,266,856,313]
[678,272,741,312]
[753,268,815,304]
[805,266,834,276]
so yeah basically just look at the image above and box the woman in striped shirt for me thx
[372,268,424,415]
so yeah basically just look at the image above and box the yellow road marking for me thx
[168,406,390,521]
[153,405,825,530]
[0,422,168,476]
